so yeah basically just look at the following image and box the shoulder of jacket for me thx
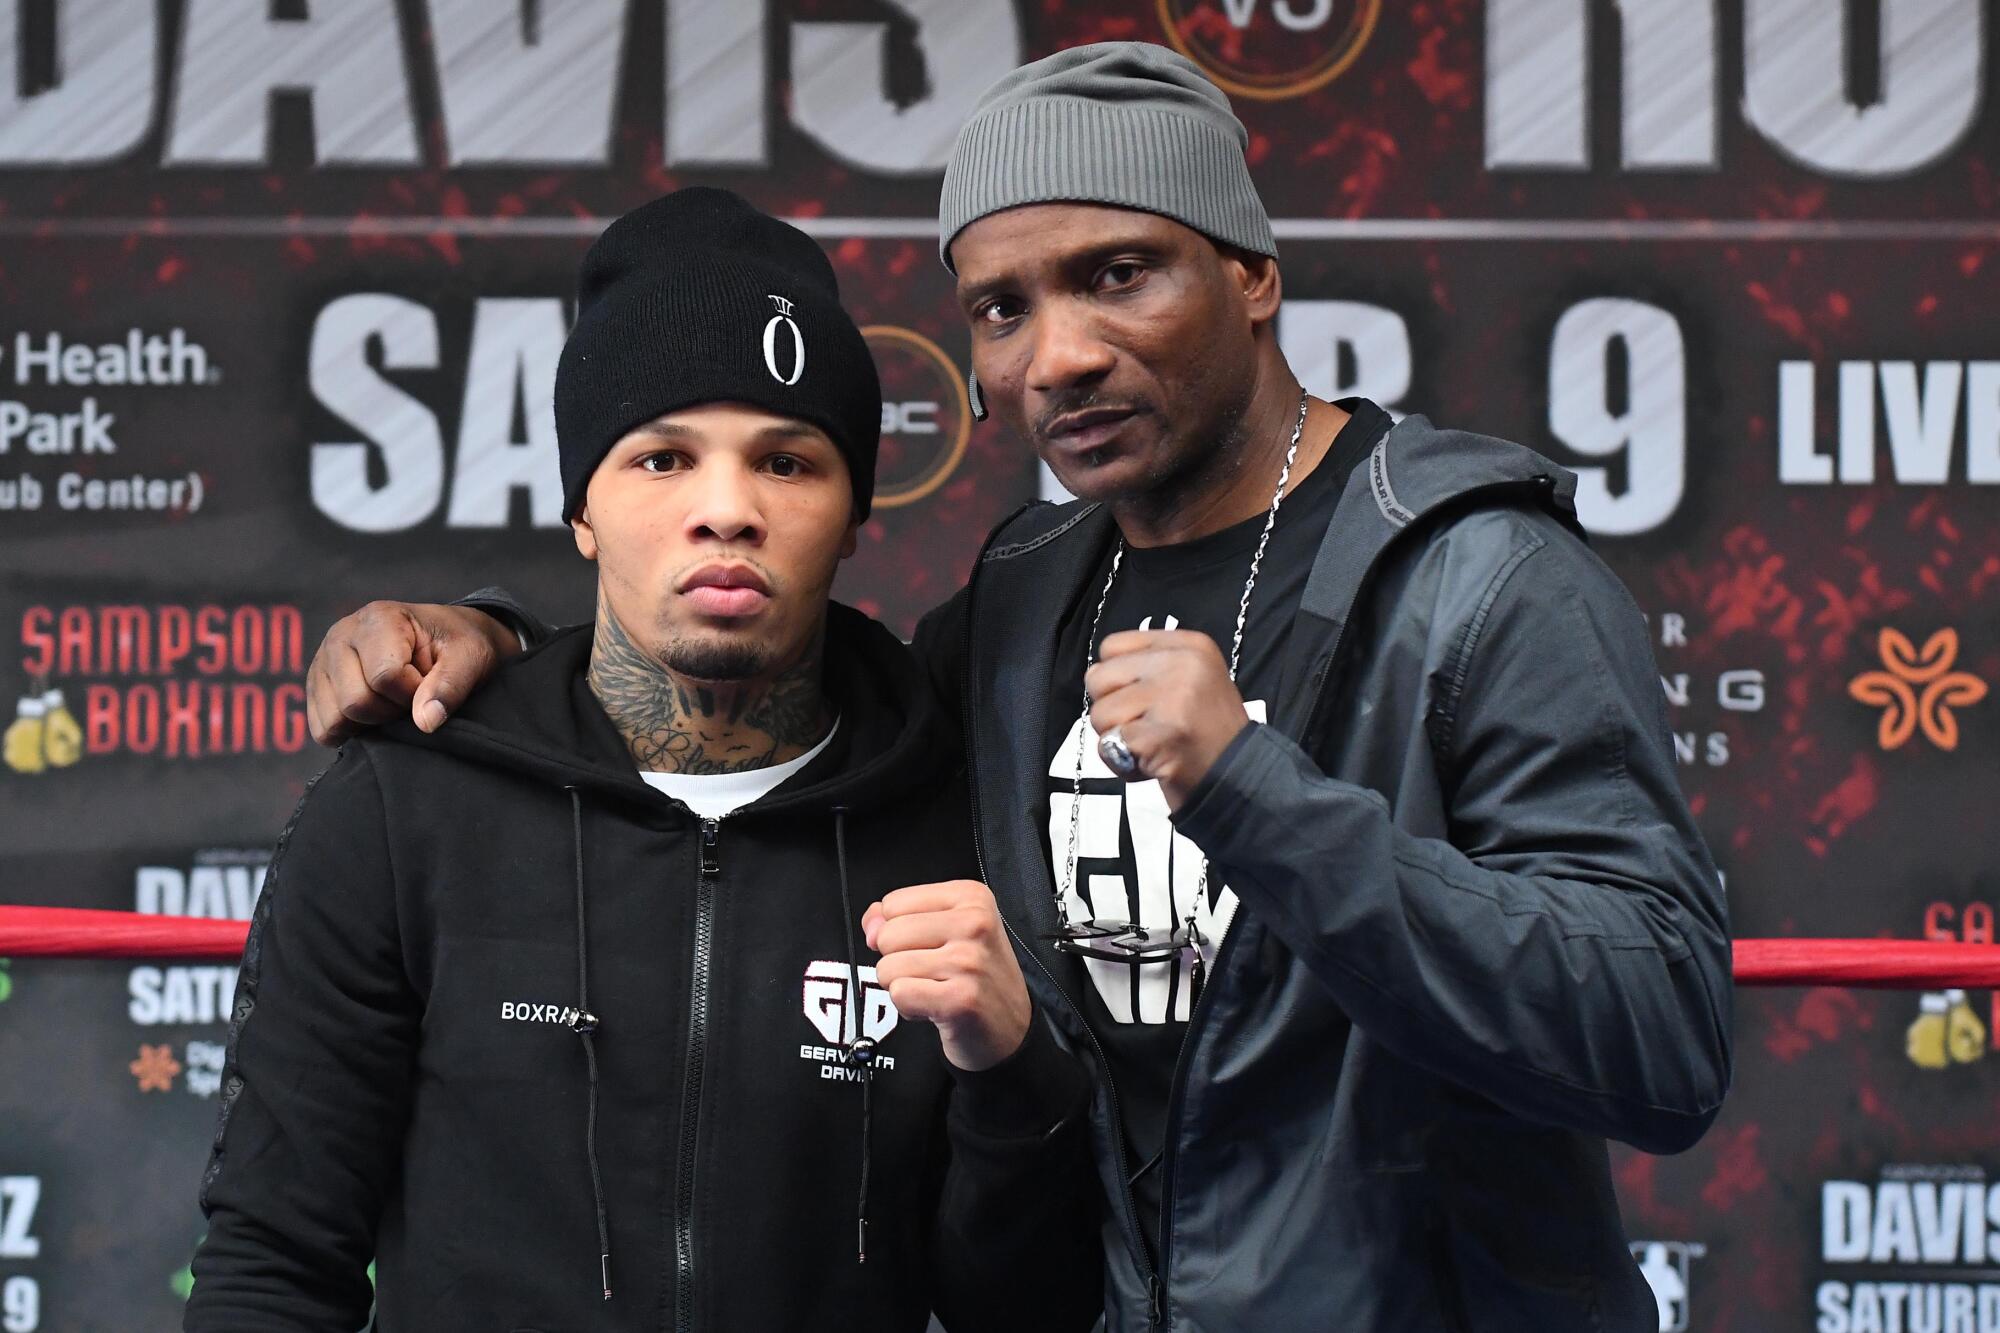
[980,498,1100,562]
[335,731,475,820]
[1435,502,1567,560]
[288,741,402,833]
[1380,501,1556,598]
[1420,504,1647,727]
[1412,504,1650,653]
[1440,503,1633,609]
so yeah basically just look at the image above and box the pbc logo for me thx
[862,325,972,510]
[802,960,897,1046]
[1630,1241,1704,1332]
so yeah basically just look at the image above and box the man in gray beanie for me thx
[305,42,1731,1333]
[915,41,1731,1333]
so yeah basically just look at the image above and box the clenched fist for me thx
[1084,628,1255,809]
[863,880,1032,1073]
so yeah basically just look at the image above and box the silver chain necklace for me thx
[1055,389,1311,959]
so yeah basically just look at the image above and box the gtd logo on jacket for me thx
[802,960,896,1045]
[799,961,900,1081]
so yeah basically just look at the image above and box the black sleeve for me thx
[927,1009,1103,1333]
[185,747,417,1332]
[453,586,563,651]
[908,586,970,726]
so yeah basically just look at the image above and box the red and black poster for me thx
[1,3,1996,1328]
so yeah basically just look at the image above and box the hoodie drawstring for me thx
[565,787,612,1301]
[832,807,874,1264]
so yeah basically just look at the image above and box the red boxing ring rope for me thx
[4,905,2000,988]
[1,906,251,961]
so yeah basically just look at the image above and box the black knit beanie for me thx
[555,187,881,520]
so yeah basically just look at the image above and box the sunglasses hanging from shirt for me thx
[1047,391,1311,992]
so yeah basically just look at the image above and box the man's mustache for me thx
[1030,390,1152,442]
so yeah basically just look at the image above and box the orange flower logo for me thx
[130,1043,182,1093]
[1848,628,1988,751]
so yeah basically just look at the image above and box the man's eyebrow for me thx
[755,421,832,444]
[956,271,1017,307]
[1064,236,1171,267]
[628,419,824,444]
[957,237,1173,302]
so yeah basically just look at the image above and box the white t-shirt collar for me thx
[637,718,840,819]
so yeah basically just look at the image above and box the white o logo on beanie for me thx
[762,294,805,386]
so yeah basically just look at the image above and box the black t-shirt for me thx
[1038,399,1393,1255]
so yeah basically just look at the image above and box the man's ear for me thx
[1238,251,1282,328]
[571,508,599,561]
[839,517,861,560]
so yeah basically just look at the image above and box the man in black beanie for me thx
[187,187,1102,1332]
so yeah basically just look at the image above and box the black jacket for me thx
[914,413,1734,1331]
[187,605,1100,1332]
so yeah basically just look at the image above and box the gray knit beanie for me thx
[938,41,1276,270]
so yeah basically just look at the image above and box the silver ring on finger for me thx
[1097,725,1143,779]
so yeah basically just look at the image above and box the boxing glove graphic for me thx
[1945,989,1987,1065]
[3,695,47,775]
[1907,992,1951,1071]
[40,688,81,768]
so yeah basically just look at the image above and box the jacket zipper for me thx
[1150,928,1246,1329]
[1000,914,1156,1316]
[958,553,1162,1325]
[674,814,722,1330]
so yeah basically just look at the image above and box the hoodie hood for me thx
[378,600,950,818]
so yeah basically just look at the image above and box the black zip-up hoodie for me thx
[186,604,1101,1332]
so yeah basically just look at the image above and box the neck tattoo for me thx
[587,592,832,775]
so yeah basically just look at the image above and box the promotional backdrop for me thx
[1,2,1997,1329]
